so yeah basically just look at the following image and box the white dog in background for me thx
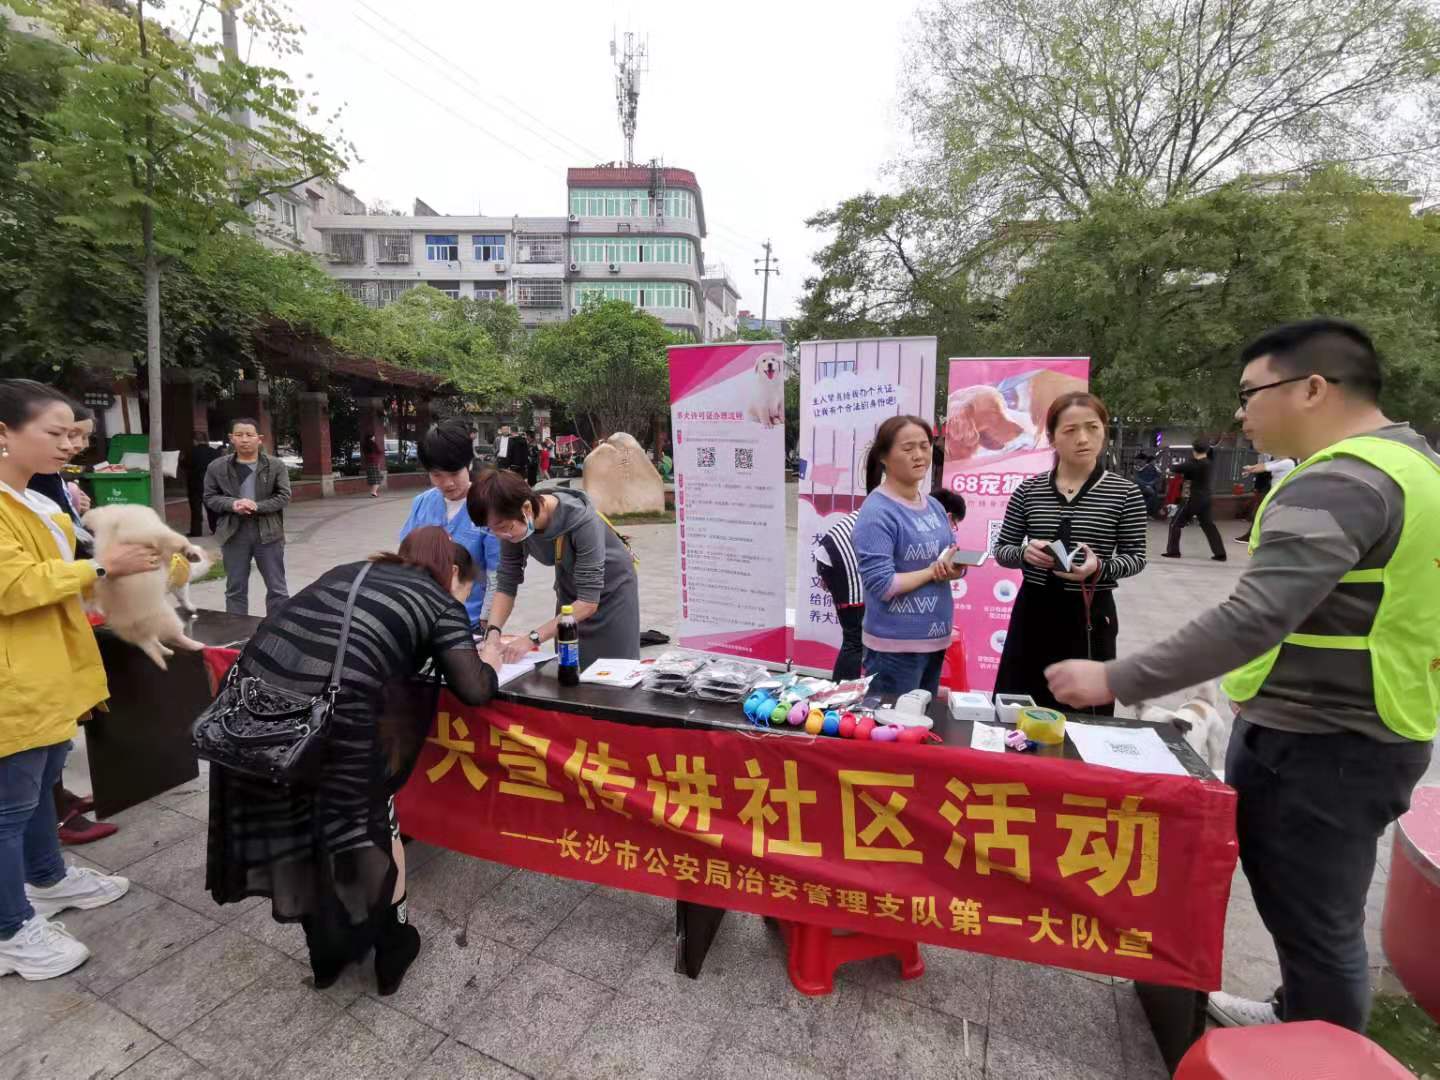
[1135,680,1234,778]
[745,352,785,427]
[82,505,206,670]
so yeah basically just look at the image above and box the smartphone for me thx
[949,548,989,567]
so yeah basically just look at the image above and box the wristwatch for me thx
[92,560,106,579]
[528,630,542,648]
[485,625,502,639]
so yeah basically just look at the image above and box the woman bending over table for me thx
[206,527,504,995]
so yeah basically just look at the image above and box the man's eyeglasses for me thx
[1237,374,1340,408]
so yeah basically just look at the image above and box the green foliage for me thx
[524,299,678,439]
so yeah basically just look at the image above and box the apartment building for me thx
[306,164,716,340]
[701,266,741,341]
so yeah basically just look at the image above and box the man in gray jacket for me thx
[203,418,291,615]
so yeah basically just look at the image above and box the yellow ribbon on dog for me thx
[167,553,191,590]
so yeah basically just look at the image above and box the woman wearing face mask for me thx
[399,420,500,631]
[993,392,1147,714]
[468,467,641,667]
[852,415,967,697]
[0,380,157,981]
[206,526,505,995]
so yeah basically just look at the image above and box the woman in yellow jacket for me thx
[0,380,156,981]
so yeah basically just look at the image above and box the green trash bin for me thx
[82,433,152,507]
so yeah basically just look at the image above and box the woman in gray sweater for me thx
[467,468,640,667]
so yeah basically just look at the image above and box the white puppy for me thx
[83,505,206,670]
[1134,680,1233,777]
[745,352,785,427]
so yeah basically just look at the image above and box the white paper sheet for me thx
[1064,722,1190,776]
[579,658,652,688]
[969,723,1008,754]
[496,650,556,687]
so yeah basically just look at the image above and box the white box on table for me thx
[948,691,995,724]
[994,693,1037,725]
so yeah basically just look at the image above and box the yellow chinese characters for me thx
[735,759,822,858]
[939,779,1035,882]
[838,771,922,864]
[1056,794,1160,897]
[646,754,724,847]
[425,712,487,791]
[563,739,636,816]
[490,723,561,802]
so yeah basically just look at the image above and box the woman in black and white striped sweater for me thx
[993,392,1148,715]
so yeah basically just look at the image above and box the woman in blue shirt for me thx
[399,420,500,629]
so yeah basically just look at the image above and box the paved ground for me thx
[7,486,1425,1079]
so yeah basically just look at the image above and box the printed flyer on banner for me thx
[942,358,1091,691]
[793,337,937,673]
[668,342,788,664]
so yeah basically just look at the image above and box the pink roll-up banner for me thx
[792,337,937,673]
[669,342,789,664]
[941,358,1091,692]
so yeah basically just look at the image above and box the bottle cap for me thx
[561,604,574,615]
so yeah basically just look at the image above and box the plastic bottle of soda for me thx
[556,605,580,687]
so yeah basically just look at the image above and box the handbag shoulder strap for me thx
[328,562,373,694]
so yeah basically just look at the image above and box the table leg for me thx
[1134,982,1208,1074]
[674,901,727,978]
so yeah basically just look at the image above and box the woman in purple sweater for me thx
[851,415,967,696]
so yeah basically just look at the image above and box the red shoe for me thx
[58,811,118,846]
[64,791,95,815]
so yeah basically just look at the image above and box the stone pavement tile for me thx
[468,867,595,952]
[58,878,165,939]
[160,789,211,823]
[991,959,1122,1076]
[555,993,719,1080]
[0,975,94,1057]
[0,999,158,1080]
[72,896,217,996]
[271,1001,444,1080]
[533,885,672,988]
[1113,982,1169,1080]
[149,767,211,808]
[850,943,993,1024]
[691,1038,835,1080]
[229,898,308,959]
[1220,896,1279,1002]
[619,911,775,1020]
[370,904,524,1032]
[109,926,292,1039]
[405,847,515,923]
[985,1032,1120,1080]
[114,1044,220,1080]
[732,955,867,1075]
[121,832,263,925]
[844,991,985,1079]
[172,959,345,1080]
[450,955,614,1077]
[78,802,206,873]
[399,838,445,874]
[405,1039,527,1080]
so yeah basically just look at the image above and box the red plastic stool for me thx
[1174,1021,1412,1079]
[1382,784,1440,1023]
[940,631,969,696]
[775,917,924,996]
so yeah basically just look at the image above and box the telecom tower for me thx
[611,31,647,166]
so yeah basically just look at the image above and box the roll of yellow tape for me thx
[1017,707,1066,745]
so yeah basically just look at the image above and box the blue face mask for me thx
[519,512,535,541]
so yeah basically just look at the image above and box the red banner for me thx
[202,648,1236,988]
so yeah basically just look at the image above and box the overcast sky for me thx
[217,0,918,318]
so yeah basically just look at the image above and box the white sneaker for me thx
[25,865,130,918]
[1208,990,1281,1027]
[0,915,91,980]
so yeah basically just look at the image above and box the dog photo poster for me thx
[792,336,938,673]
[668,342,789,665]
[942,357,1091,691]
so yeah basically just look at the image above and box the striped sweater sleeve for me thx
[993,482,1031,569]
[1099,483,1148,583]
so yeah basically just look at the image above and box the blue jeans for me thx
[0,741,70,937]
[863,649,945,698]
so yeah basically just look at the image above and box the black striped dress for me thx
[206,560,496,933]
[992,467,1148,713]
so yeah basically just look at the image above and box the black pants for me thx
[832,604,865,681]
[994,583,1118,715]
[187,491,217,536]
[1226,718,1432,1030]
[1166,498,1225,558]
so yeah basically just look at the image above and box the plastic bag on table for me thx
[641,651,712,696]
[691,659,768,702]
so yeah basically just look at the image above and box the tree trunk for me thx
[144,207,164,512]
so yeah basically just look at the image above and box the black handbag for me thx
[191,563,372,785]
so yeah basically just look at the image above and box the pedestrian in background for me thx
[1234,454,1296,542]
[525,429,540,486]
[1162,441,1227,561]
[363,434,385,498]
[204,417,291,616]
[186,431,221,537]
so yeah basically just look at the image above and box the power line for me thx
[754,239,779,326]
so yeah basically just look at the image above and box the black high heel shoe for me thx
[374,921,420,996]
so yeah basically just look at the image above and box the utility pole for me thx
[754,240,779,332]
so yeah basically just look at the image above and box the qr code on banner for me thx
[986,519,1005,553]
[697,446,717,469]
[734,447,754,471]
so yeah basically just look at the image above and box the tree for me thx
[18,0,348,508]
[524,300,677,439]
[997,171,1440,427]
[908,0,1440,216]
[354,287,519,401]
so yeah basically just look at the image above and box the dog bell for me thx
[870,724,900,742]
[821,711,840,736]
[788,702,808,726]
[838,712,857,738]
[854,715,876,741]
[804,711,825,736]
[770,703,790,726]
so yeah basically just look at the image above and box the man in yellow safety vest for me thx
[1047,319,1438,1032]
